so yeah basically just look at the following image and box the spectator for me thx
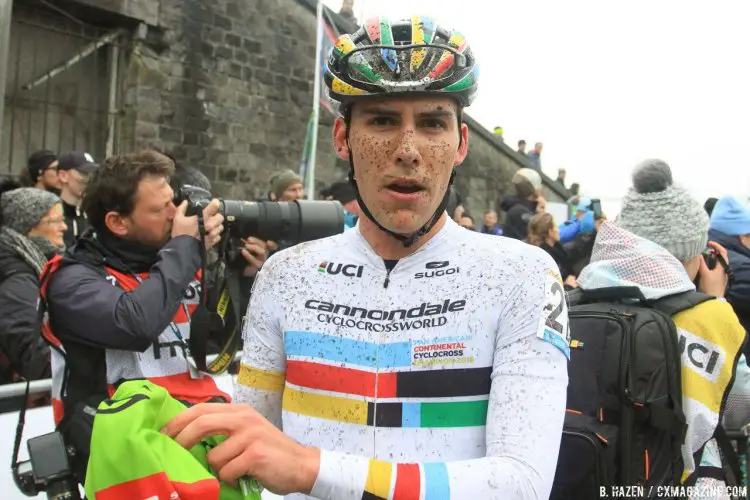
[527,212,578,288]
[704,197,719,217]
[536,195,547,214]
[493,126,504,142]
[500,167,543,240]
[708,196,750,360]
[578,158,747,491]
[0,181,64,389]
[556,168,567,189]
[327,180,360,230]
[458,214,476,230]
[446,186,462,221]
[338,0,357,24]
[481,210,503,235]
[21,149,61,192]
[269,169,304,201]
[566,182,581,207]
[517,139,526,155]
[558,199,596,244]
[57,151,99,248]
[526,142,543,170]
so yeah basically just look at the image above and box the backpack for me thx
[550,286,713,500]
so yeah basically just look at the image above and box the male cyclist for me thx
[164,17,569,499]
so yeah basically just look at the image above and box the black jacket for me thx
[0,242,51,384]
[500,196,537,240]
[540,235,596,282]
[61,200,88,249]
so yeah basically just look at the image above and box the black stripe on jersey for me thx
[396,366,492,398]
[366,402,403,427]
[361,492,388,500]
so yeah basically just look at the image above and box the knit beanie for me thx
[515,168,542,191]
[709,196,750,236]
[270,170,303,200]
[0,187,61,235]
[616,159,708,262]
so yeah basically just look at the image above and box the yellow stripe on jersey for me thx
[237,364,285,392]
[364,459,393,499]
[282,387,368,424]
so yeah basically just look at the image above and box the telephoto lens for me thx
[221,199,345,243]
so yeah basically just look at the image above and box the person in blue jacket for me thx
[708,196,750,361]
[558,199,597,244]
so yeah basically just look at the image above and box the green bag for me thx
[84,380,262,500]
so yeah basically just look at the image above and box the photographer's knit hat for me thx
[1,187,61,235]
[616,159,708,262]
[270,170,303,200]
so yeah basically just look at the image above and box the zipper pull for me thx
[383,273,390,288]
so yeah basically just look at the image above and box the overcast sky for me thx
[322,0,750,216]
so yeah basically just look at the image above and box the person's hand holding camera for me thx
[240,237,273,277]
[697,241,729,298]
[172,199,224,250]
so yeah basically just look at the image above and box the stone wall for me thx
[56,0,569,211]
[118,0,346,200]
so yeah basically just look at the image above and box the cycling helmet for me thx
[324,16,478,108]
[324,16,479,248]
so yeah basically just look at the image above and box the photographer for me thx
[40,150,267,481]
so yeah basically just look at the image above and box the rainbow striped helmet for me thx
[324,16,479,108]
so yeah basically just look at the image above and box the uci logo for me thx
[415,261,460,279]
[678,334,723,380]
[317,261,364,278]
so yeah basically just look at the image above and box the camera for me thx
[588,199,602,219]
[14,432,80,499]
[174,185,345,246]
[702,248,729,272]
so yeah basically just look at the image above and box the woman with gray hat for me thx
[0,180,66,390]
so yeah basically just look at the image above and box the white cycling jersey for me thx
[236,216,570,500]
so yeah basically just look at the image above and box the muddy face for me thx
[334,96,469,234]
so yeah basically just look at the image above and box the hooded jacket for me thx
[500,195,537,240]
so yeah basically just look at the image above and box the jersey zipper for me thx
[383,268,393,288]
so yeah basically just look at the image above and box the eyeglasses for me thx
[41,216,66,225]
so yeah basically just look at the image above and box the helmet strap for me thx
[345,140,455,248]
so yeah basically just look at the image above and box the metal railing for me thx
[0,352,240,400]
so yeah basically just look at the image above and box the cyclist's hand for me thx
[162,403,320,495]
[240,237,271,277]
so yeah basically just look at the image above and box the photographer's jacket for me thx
[40,229,230,426]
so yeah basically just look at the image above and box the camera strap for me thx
[189,266,243,375]
[11,380,30,476]
[188,212,243,376]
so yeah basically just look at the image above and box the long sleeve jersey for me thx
[235,217,570,499]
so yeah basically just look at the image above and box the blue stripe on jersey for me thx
[284,330,412,368]
[423,462,450,500]
[401,402,421,427]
